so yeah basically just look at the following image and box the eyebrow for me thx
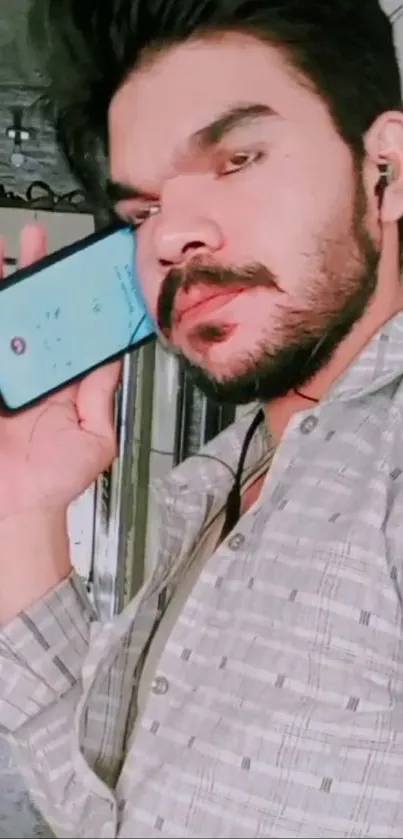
[106,102,276,207]
[192,102,277,149]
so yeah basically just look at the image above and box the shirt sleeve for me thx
[0,572,95,732]
[0,571,120,838]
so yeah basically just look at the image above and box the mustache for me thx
[156,260,280,334]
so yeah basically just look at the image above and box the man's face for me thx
[108,33,379,403]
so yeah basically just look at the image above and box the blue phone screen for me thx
[0,226,156,409]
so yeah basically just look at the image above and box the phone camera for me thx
[10,336,26,355]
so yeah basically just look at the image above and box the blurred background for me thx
[0,0,401,835]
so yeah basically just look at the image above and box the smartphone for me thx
[0,224,156,412]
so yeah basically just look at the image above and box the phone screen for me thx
[0,226,156,410]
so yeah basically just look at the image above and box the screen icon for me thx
[10,336,26,355]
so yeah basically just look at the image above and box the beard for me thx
[156,182,380,405]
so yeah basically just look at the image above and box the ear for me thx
[364,111,403,223]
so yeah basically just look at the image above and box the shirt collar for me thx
[153,311,403,539]
[326,311,403,403]
[153,403,271,510]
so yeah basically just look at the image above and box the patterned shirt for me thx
[2,313,403,838]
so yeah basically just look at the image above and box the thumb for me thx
[76,361,122,439]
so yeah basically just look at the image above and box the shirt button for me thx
[300,415,318,435]
[228,532,245,550]
[151,675,169,695]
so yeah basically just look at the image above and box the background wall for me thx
[0,6,92,834]
[0,0,79,202]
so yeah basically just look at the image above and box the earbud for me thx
[378,160,396,185]
[375,159,396,209]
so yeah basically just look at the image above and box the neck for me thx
[265,229,403,442]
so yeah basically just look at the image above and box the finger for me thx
[0,237,6,282]
[19,222,47,268]
[76,360,122,437]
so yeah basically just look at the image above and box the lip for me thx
[187,322,237,355]
[174,286,245,329]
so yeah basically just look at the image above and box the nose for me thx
[153,208,223,267]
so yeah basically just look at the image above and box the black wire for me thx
[149,412,265,541]
[220,408,265,540]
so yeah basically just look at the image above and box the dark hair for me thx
[28,0,402,209]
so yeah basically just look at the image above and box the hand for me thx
[0,222,121,520]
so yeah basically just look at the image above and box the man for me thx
[0,0,403,835]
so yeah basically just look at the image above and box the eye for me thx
[220,149,264,176]
[129,203,160,228]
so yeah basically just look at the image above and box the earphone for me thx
[375,159,396,209]
[378,160,395,185]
